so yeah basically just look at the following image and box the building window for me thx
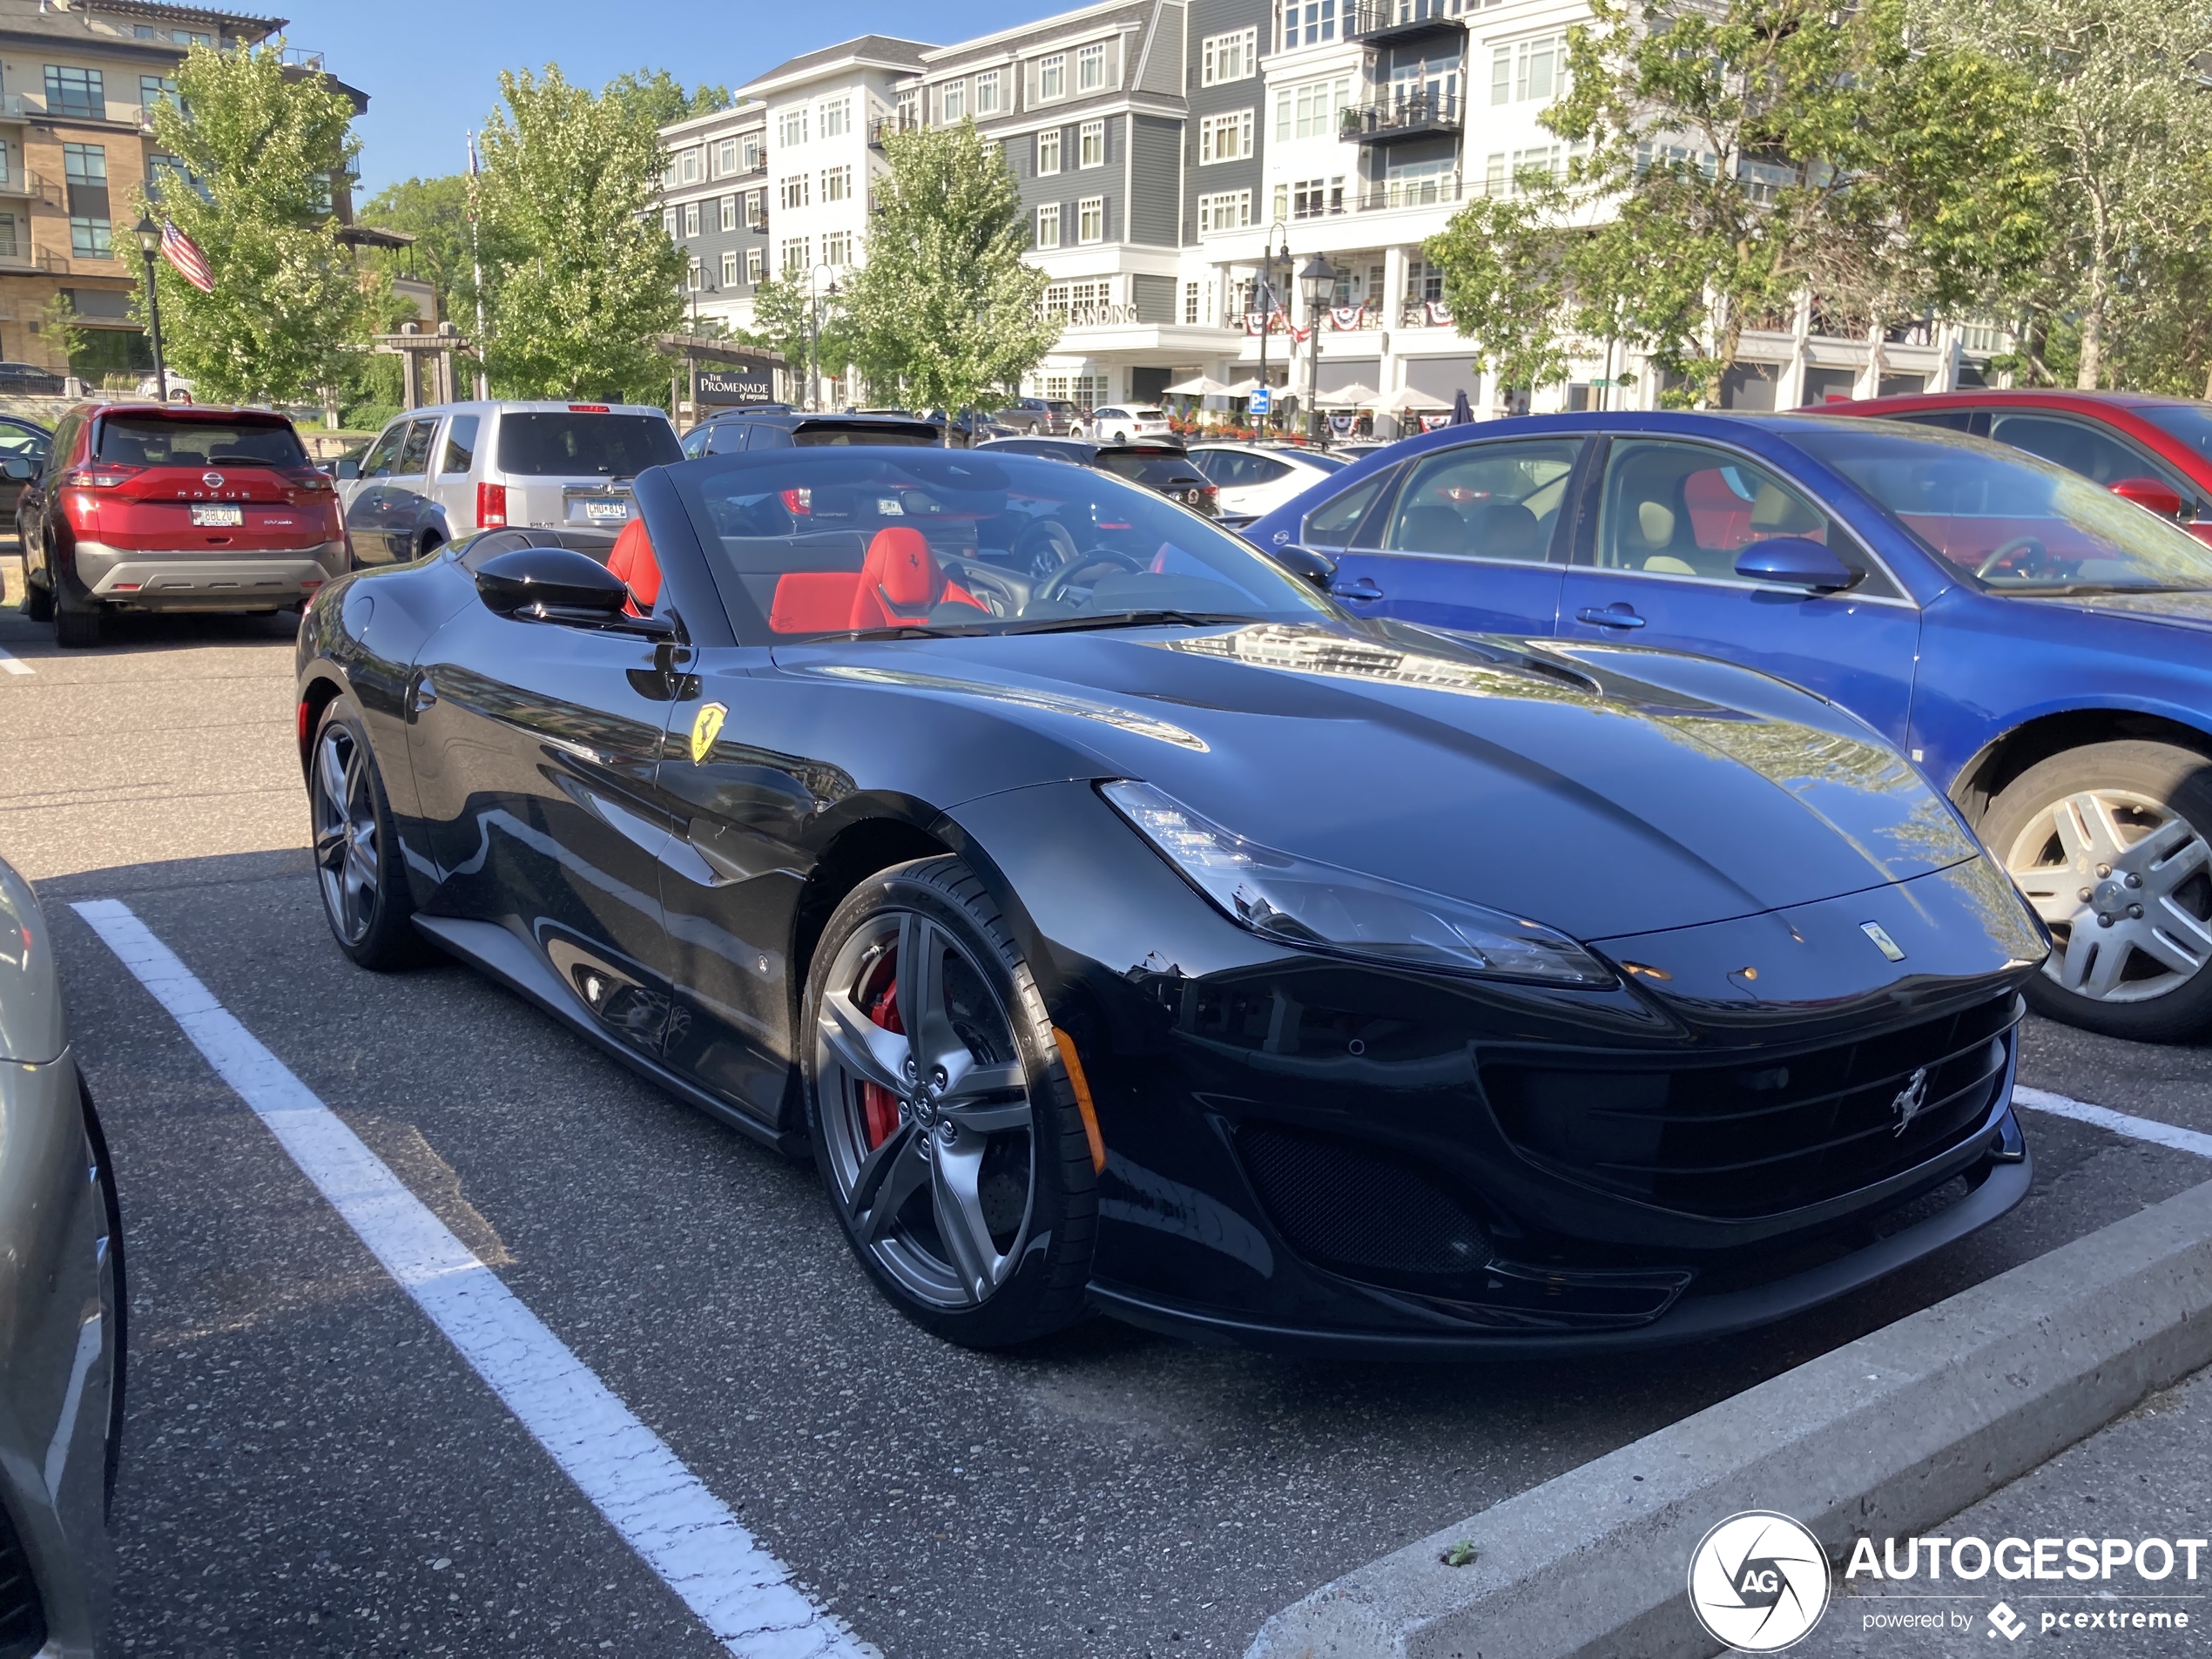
[1201,28,1258,86]
[1485,152,1506,193]
[941,80,966,124]
[662,207,678,239]
[720,195,737,232]
[0,214,16,260]
[1291,176,1344,219]
[781,237,809,276]
[1036,54,1066,101]
[1078,120,1105,168]
[821,165,852,203]
[779,107,807,146]
[684,201,701,237]
[976,70,1001,114]
[822,229,853,266]
[780,173,809,210]
[1511,145,1561,190]
[1184,279,1200,323]
[679,148,701,184]
[1494,36,1561,105]
[716,138,738,175]
[1197,190,1252,233]
[1279,0,1337,51]
[1276,77,1352,141]
[1198,110,1252,164]
[722,250,739,286]
[746,247,764,283]
[743,133,763,171]
[44,65,105,119]
[819,98,850,139]
[1406,257,1443,302]
[1036,129,1061,175]
[745,190,766,228]
[1035,202,1061,249]
[687,257,703,292]
[1077,196,1104,243]
[1076,43,1107,91]
[0,142,9,190]
[71,216,111,257]
[140,74,179,113]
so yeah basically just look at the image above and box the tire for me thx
[51,553,104,648]
[308,695,431,970]
[417,531,443,561]
[18,556,51,621]
[1982,740,2212,1042]
[78,1072,125,1518]
[803,856,1096,1348]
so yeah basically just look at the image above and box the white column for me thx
[1777,290,1811,410]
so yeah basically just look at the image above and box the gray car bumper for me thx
[0,1049,117,1657]
[76,539,348,609]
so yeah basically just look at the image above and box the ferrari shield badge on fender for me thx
[689,703,727,765]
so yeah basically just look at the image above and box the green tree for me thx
[475,65,685,402]
[358,172,478,327]
[602,69,732,134]
[138,40,372,403]
[746,273,848,403]
[840,121,1058,439]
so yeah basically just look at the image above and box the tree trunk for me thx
[2075,304,2103,390]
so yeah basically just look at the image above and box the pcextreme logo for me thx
[1688,1511,1832,1651]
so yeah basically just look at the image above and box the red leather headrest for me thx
[860,526,936,610]
[607,518,661,612]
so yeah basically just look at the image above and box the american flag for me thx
[159,220,214,293]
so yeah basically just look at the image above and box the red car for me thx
[1824,388,2212,545]
[13,402,347,648]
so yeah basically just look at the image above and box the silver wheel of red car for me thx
[804,857,1095,1345]
[1988,741,2212,1041]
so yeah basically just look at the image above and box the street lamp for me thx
[133,213,168,402]
[1253,221,1289,437]
[1298,253,1337,446]
[806,262,840,413]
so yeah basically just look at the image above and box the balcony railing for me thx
[0,94,28,119]
[1339,91,1462,142]
[1358,172,1464,212]
[1348,0,1465,44]
[867,115,919,147]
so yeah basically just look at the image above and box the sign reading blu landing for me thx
[696,361,777,406]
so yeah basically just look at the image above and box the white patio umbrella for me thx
[1316,382,1379,408]
[1391,387,1454,412]
[1164,374,1232,397]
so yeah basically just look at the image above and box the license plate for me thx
[578,498,631,522]
[191,503,244,527]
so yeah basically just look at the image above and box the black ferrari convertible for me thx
[295,445,2046,1356]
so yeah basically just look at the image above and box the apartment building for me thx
[0,0,367,381]
[662,0,1993,427]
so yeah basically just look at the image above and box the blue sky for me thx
[280,0,1053,198]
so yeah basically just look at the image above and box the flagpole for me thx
[467,132,489,399]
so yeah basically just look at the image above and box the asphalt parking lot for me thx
[4,578,2210,1658]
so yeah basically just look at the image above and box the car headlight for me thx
[1102,780,1616,988]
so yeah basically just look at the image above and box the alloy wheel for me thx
[2005,786,2212,1004]
[311,722,381,948]
[814,910,1035,1308]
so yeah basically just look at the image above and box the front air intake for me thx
[1236,1123,1489,1284]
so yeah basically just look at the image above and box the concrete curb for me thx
[1247,1177,2212,1659]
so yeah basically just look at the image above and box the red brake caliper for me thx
[860,976,904,1150]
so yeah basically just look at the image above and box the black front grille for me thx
[1483,994,2020,1218]
[0,1501,47,1659]
[1237,1123,1489,1282]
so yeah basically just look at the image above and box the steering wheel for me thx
[1032,546,1147,606]
[1975,535,2049,580]
[1013,519,1081,579]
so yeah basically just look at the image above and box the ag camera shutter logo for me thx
[1687,1511,1831,1651]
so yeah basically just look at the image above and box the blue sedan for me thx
[1248,411,2212,1042]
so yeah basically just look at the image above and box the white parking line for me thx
[0,646,30,675]
[72,900,873,1659]
[2014,1085,2212,1161]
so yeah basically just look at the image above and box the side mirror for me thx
[0,456,33,482]
[333,458,360,481]
[475,546,633,617]
[2109,476,2185,518]
[1734,536,1861,593]
[1269,543,1339,590]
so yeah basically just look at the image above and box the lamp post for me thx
[806,262,840,413]
[1298,253,1337,447]
[133,213,167,402]
[1254,221,1288,438]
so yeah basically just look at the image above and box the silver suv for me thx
[334,401,681,565]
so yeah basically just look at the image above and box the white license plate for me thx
[191,503,244,526]
[579,498,631,522]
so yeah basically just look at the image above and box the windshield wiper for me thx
[840,622,998,641]
[995,610,1255,636]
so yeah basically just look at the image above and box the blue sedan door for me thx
[1557,436,1922,744]
[1319,435,1587,635]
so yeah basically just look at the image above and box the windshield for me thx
[1303,451,1350,472]
[669,450,1332,644]
[1789,422,2212,594]
[496,412,680,477]
[2131,403,2212,463]
[98,415,306,469]
[1096,451,1197,483]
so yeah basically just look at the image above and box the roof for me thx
[0,0,285,45]
[738,35,935,98]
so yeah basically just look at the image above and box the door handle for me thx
[1331,577,1384,602]
[1575,604,1645,630]
[407,671,438,716]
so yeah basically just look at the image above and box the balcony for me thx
[867,114,919,148]
[1348,0,1466,47]
[1340,91,1461,144]
[0,94,28,121]
[1358,172,1464,212]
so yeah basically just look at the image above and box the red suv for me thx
[1825,388,2212,545]
[13,402,347,647]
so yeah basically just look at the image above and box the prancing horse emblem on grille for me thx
[1890,1066,1932,1136]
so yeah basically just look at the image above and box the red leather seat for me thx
[606,518,661,616]
[765,529,985,634]
[768,572,862,633]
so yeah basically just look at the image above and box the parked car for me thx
[0,853,125,1656]
[297,442,2042,1356]
[1185,442,1349,519]
[336,401,681,565]
[14,402,346,646]
[0,362,65,396]
[1248,409,2212,1041]
[993,395,1078,435]
[1824,389,2212,547]
[976,435,1219,517]
[1080,405,1177,443]
[921,409,1017,447]
[131,374,196,403]
[680,408,939,457]
[0,413,51,526]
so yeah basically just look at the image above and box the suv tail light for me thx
[64,465,142,489]
[780,487,812,516]
[477,481,508,527]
